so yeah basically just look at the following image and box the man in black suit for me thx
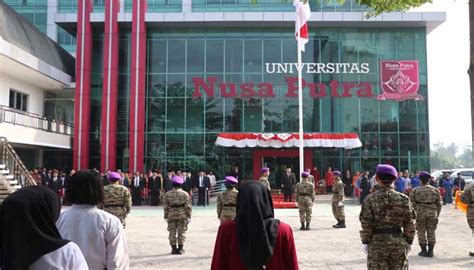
[148,170,162,206]
[229,166,242,186]
[194,170,210,206]
[40,167,50,187]
[131,171,145,206]
[48,170,61,194]
[163,170,174,192]
[281,167,296,202]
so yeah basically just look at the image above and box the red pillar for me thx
[73,0,93,170]
[128,0,147,173]
[100,0,120,172]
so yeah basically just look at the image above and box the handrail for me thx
[0,137,36,187]
[0,105,73,136]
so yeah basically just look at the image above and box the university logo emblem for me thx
[378,61,422,101]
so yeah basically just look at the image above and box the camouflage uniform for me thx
[103,184,132,228]
[360,186,416,270]
[259,176,271,191]
[294,179,315,225]
[331,178,345,222]
[410,185,442,245]
[216,188,238,223]
[461,183,474,230]
[164,187,192,246]
[308,174,315,185]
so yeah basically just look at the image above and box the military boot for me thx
[334,220,346,229]
[300,222,305,230]
[418,245,428,257]
[427,244,435,257]
[178,244,185,255]
[332,220,340,228]
[305,222,310,230]
[171,245,178,254]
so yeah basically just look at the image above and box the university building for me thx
[4,1,446,185]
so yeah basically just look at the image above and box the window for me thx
[9,89,28,112]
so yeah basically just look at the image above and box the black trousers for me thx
[150,191,160,206]
[198,187,206,206]
[283,187,293,202]
[132,190,142,206]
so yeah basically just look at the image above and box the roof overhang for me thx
[0,37,72,89]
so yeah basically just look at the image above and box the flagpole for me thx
[297,12,304,179]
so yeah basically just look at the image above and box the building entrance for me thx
[263,157,300,188]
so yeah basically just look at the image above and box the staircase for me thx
[0,137,36,203]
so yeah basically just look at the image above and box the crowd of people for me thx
[2,164,474,270]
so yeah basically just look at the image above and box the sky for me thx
[412,0,471,150]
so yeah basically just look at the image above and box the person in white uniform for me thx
[0,186,87,270]
[57,170,129,269]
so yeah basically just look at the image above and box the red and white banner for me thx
[294,0,311,52]
[216,133,362,149]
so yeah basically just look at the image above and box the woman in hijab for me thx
[0,186,87,270]
[211,181,298,270]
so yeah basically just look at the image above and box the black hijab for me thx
[0,186,69,270]
[235,181,280,270]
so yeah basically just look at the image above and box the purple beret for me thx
[261,167,270,174]
[301,172,309,178]
[225,176,238,184]
[419,171,431,179]
[108,172,121,181]
[333,171,341,177]
[172,175,184,185]
[375,164,398,180]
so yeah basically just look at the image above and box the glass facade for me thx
[4,0,48,33]
[86,27,429,177]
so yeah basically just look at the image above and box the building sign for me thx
[191,61,421,101]
[378,61,422,101]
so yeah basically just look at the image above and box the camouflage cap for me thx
[108,172,121,181]
[225,176,238,184]
[172,175,184,185]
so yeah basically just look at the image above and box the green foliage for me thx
[356,0,433,15]
[430,143,474,170]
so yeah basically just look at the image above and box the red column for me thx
[129,0,147,173]
[73,0,93,170]
[100,0,120,172]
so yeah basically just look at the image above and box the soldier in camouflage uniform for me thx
[460,182,474,256]
[216,176,239,223]
[164,175,192,255]
[410,171,441,257]
[360,164,416,270]
[331,171,346,228]
[305,169,314,184]
[103,172,132,228]
[295,171,315,230]
[259,167,271,191]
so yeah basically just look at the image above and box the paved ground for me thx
[125,196,474,270]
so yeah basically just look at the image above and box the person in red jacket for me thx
[211,181,299,270]
[325,166,334,194]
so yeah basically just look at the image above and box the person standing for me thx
[410,171,442,257]
[259,167,271,191]
[208,171,217,188]
[131,172,145,206]
[163,170,174,192]
[461,182,474,256]
[103,172,132,228]
[182,172,192,195]
[164,175,192,255]
[411,171,421,190]
[210,181,299,270]
[324,166,334,194]
[48,170,61,196]
[331,171,345,229]
[441,173,454,205]
[311,166,320,184]
[343,170,352,197]
[216,176,239,224]
[229,166,242,185]
[294,172,315,230]
[359,164,416,269]
[305,168,314,184]
[281,167,296,202]
[359,172,371,204]
[148,171,162,206]
[57,170,129,269]
[454,172,466,192]
[195,170,210,206]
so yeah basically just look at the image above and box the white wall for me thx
[0,122,71,149]
[0,72,45,116]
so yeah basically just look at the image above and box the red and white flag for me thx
[294,0,311,52]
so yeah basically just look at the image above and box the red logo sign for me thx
[378,61,422,101]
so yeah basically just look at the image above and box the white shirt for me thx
[208,175,216,187]
[134,177,140,187]
[57,205,129,270]
[29,242,88,270]
[199,176,203,187]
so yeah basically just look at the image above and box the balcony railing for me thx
[0,106,73,136]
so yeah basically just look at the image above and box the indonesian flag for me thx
[294,0,311,52]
